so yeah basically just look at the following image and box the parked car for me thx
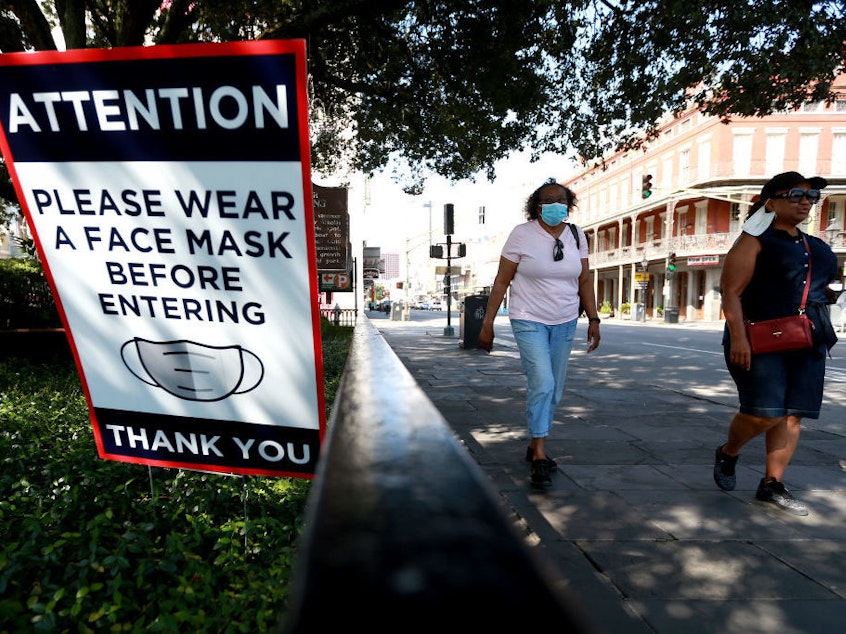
[430,300,442,311]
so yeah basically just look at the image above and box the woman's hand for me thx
[478,322,494,352]
[730,334,752,371]
[586,321,600,353]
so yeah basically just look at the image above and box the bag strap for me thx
[568,222,580,250]
[799,234,811,313]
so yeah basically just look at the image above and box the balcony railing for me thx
[590,233,736,267]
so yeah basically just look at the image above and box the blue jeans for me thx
[510,318,577,438]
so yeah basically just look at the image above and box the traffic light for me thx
[430,245,443,258]
[641,174,653,199]
[667,252,676,278]
[444,203,455,235]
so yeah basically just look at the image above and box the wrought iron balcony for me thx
[590,232,736,267]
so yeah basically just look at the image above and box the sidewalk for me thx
[371,313,846,634]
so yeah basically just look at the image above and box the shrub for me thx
[0,258,61,329]
[0,319,353,631]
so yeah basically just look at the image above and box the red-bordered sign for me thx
[0,41,325,478]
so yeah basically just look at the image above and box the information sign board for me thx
[0,41,324,478]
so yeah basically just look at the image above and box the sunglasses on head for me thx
[770,188,821,204]
[553,238,564,261]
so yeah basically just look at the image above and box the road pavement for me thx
[369,310,846,634]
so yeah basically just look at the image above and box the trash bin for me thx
[664,308,679,324]
[460,294,489,349]
[633,302,646,322]
[390,301,403,321]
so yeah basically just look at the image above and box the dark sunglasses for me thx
[770,188,821,204]
[553,238,564,261]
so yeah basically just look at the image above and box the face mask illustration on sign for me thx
[121,338,265,401]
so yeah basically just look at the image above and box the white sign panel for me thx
[0,41,324,478]
[687,255,720,267]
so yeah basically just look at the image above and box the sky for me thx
[339,151,579,255]
[311,151,580,307]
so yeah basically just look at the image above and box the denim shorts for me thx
[723,343,827,419]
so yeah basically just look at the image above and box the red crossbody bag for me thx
[744,235,815,354]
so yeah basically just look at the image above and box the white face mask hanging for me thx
[742,207,775,237]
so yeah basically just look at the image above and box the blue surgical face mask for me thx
[540,202,569,226]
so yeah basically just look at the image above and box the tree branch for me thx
[2,0,56,50]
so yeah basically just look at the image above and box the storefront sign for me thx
[687,255,720,267]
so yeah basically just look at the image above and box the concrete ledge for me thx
[281,314,598,632]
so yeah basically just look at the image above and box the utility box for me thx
[633,302,646,322]
[460,295,489,349]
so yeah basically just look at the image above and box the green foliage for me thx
[620,302,631,314]
[599,300,613,314]
[573,0,846,159]
[320,317,354,418]
[0,258,60,329]
[0,2,843,191]
[0,323,354,630]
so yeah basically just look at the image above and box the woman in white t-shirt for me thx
[478,178,601,488]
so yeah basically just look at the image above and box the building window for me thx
[695,201,707,234]
[697,141,711,181]
[732,130,754,176]
[730,202,742,234]
[731,203,741,221]
[679,149,690,185]
[662,156,673,189]
[765,130,787,175]
[798,129,820,175]
[827,201,839,230]
[833,132,846,175]
[478,205,485,224]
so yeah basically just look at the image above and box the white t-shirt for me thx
[501,220,588,324]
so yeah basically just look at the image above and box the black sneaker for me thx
[525,446,557,469]
[755,478,809,516]
[530,459,552,488]
[713,444,738,491]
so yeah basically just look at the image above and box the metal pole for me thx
[444,234,454,336]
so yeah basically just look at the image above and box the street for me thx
[370,307,846,439]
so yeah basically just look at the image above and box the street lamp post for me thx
[636,256,649,322]
[429,203,466,337]
[444,233,454,335]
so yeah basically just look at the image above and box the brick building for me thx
[564,77,846,322]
